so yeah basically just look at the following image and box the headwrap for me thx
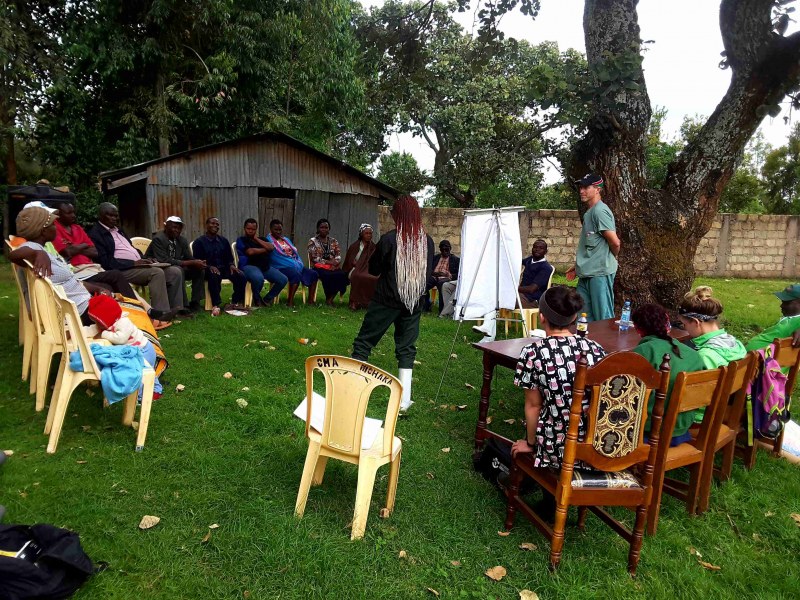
[359,223,373,234]
[538,288,577,328]
[678,308,718,321]
[16,207,57,240]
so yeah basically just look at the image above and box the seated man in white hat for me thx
[145,216,207,312]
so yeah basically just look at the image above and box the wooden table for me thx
[470,318,689,461]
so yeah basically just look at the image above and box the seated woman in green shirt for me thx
[745,283,800,351]
[677,286,746,424]
[631,303,706,446]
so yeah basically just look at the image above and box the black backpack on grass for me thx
[0,524,95,600]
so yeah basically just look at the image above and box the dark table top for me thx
[472,318,690,369]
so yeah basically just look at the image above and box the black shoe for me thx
[188,301,203,313]
[176,307,195,318]
[148,308,177,322]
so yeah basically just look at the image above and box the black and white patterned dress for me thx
[513,335,606,468]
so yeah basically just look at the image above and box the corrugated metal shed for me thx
[99,132,397,246]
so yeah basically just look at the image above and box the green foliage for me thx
[762,122,800,214]
[375,152,430,195]
[355,0,587,207]
[645,107,680,189]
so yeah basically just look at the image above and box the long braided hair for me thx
[631,303,682,358]
[392,195,428,311]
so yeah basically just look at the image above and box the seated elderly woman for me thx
[342,223,378,310]
[511,285,607,518]
[631,303,705,446]
[307,218,349,306]
[265,219,318,307]
[678,285,746,424]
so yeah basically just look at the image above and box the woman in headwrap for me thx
[351,196,435,411]
[342,223,378,310]
[307,218,349,306]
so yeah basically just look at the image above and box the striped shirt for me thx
[22,241,91,315]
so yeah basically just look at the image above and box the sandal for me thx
[152,319,173,331]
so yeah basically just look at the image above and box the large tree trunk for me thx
[570,0,800,309]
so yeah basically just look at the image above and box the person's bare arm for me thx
[602,230,621,257]
[511,387,543,458]
[9,246,52,277]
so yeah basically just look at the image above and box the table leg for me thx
[474,352,496,463]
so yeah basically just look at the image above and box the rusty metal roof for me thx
[98,132,398,197]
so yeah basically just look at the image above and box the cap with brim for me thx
[165,216,183,224]
[23,201,58,214]
[16,206,58,239]
[775,284,800,301]
[575,173,604,187]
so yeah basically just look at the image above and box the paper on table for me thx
[293,391,383,450]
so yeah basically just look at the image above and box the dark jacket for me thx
[145,231,193,265]
[192,234,235,269]
[87,223,141,271]
[369,229,435,312]
[432,253,460,279]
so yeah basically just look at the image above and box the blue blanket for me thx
[69,344,143,404]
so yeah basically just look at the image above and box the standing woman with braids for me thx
[631,304,706,445]
[351,196,435,411]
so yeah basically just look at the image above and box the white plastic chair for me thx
[295,356,403,540]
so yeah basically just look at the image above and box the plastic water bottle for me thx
[620,300,632,331]
[576,312,589,337]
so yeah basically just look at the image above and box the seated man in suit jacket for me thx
[144,215,206,312]
[87,202,184,318]
[426,239,460,314]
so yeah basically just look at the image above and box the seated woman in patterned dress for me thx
[511,285,607,517]
[307,218,349,306]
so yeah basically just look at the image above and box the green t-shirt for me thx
[633,335,706,437]
[745,315,800,351]
[576,200,617,278]
[692,328,746,424]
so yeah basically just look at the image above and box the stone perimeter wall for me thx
[378,206,800,279]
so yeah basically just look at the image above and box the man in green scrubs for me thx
[746,283,800,351]
[566,173,621,321]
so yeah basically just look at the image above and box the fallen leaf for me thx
[244,592,251,599]
[439,404,449,409]
[498,530,511,537]
[457,405,468,410]
[441,447,451,453]
[485,565,507,581]
[76,460,87,464]
[464,382,475,390]
[450,353,458,359]
[259,340,270,344]
[201,531,211,544]
[176,384,186,392]
[236,398,248,408]
[752,533,762,541]
[379,508,390,519]
[398,550,408,559]
[689,547,702,558]
[268,346,276,351]
[297,338,309,345]
[450,560,461,567]
[503,418,516,425]
[209,523,219,529]
[427,588,439,597]
[3,450,13,456]
[413,360,422,365]
[81,425,91,432]
[426,472,435,479]
[138,515,160,530]
[486,416,493,425]
[519,591,540,600]
[765,511,775,517]
[310,341,318,346]
[223,372,233,379]
[698,560,721,571]
[194,353,205,359]
[19,491,27,498]
[519,542,537,551]
[241,387,250,392]
[791,513,800,526]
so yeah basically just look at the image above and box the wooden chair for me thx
[45,282,156,453]
[697,352,757,513]
[231,242,253,308]
[769,337,800,457]
[503,351,670,574]
[647,366,727,535]
[295,355,403,540]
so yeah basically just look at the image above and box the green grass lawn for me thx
[1,264,799,599]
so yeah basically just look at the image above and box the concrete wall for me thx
[379,207,800,279]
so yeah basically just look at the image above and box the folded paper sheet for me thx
[293,391,382,450]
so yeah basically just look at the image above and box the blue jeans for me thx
[242,265,288,301]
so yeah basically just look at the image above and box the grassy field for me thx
[1,264,799,599]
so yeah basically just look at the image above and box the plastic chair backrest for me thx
[49,283,102,376]
[30,276,66,344]
[10,261,32,318]
[231,242,240,268]
[130,237,151,256]
[568,351,670,472]
[304,356,402,459]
